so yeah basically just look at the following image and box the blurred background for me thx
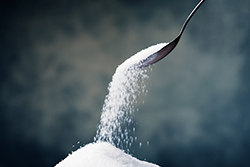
[1,0,250,166]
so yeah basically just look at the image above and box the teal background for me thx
[1,0,250,166]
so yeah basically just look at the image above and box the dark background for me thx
[1,0,250,166]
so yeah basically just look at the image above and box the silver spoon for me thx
[136,0,206,68]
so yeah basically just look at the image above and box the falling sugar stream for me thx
[95,43,167,151]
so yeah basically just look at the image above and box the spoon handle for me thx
[179,0,206,36]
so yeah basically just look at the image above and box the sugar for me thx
[95,43,167,148]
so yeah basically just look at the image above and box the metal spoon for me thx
[136,0,206,68]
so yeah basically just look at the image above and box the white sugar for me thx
[95,43,167,148]
[55,142,159,167]
[55,43,166,167]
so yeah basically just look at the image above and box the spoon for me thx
[136,0,206,68]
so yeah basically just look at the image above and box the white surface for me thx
[55,142,159,167]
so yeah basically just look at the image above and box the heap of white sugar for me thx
[55,142,159,167]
